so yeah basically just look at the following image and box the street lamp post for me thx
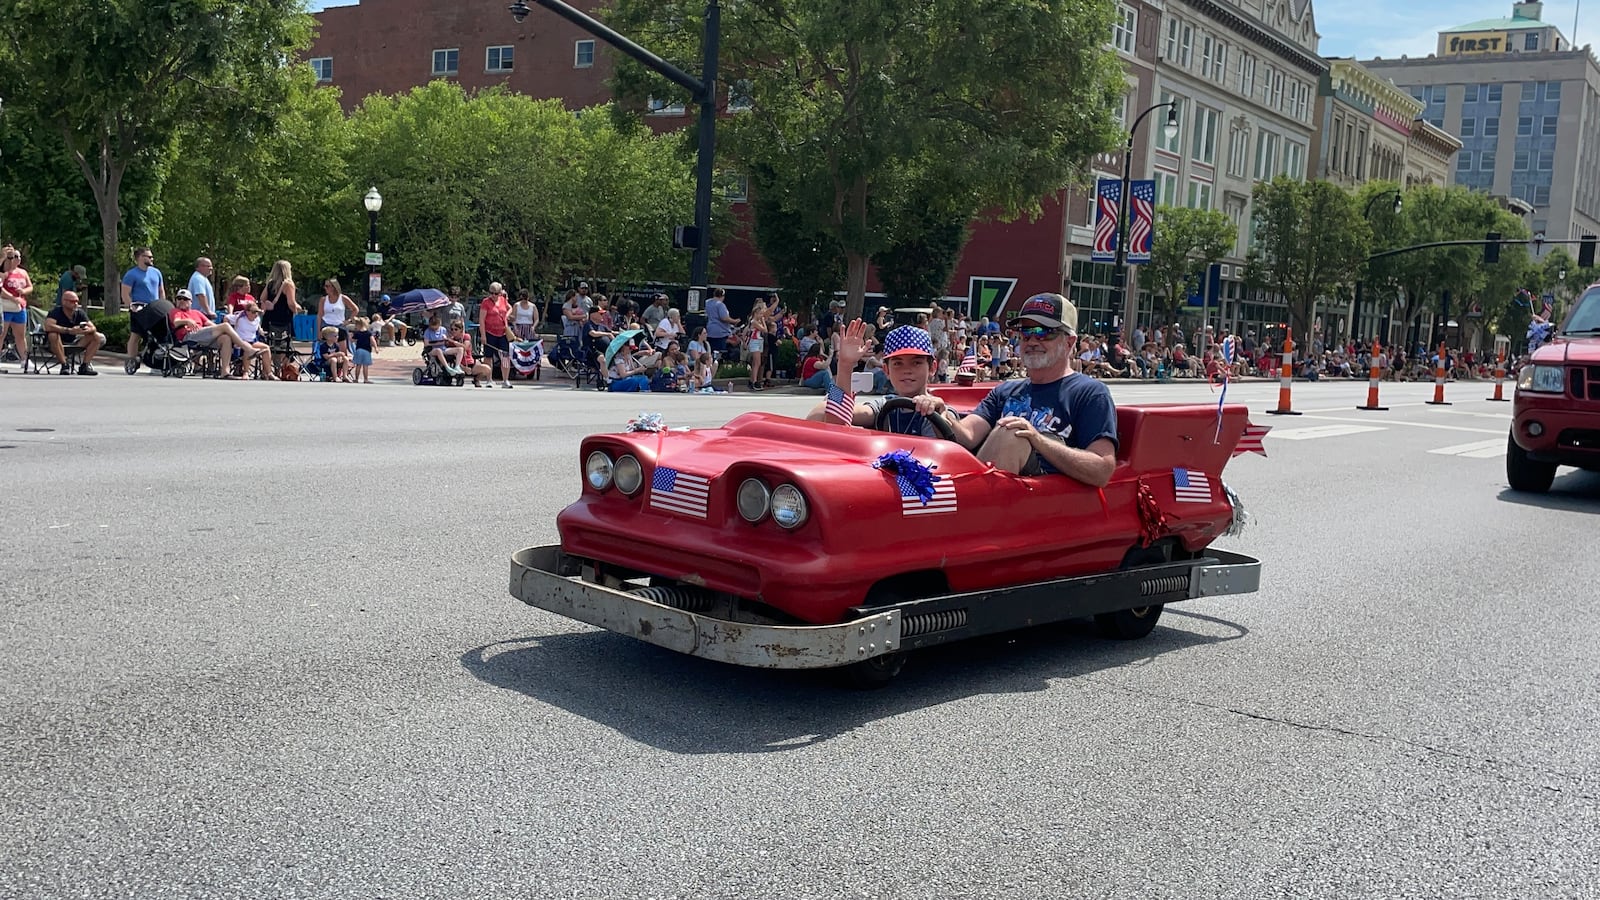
[1353,189,1402,347]
[508,0,718,306]
[364,187,382,314]
[1111,102,1178,339]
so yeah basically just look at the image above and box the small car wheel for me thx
[1093,604,1165,640]
[838,651,907,689]
[412,368,424,385]
[124,358,139,375]
[1505,433,1556,493]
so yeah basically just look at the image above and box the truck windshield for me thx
[1564,288,1600,334]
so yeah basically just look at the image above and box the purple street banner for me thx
[1091,178,1121,263]
[1127,179,1155,264]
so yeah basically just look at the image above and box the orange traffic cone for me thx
[1425,341,1452,406]
[1356,338,1388,411]
[1267,328,1301,416]
[1486,349,1508,401]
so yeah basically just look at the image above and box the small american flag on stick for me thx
[824,384,856,425]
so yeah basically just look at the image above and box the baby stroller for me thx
[509,337,542,381]
[124,298,193,376]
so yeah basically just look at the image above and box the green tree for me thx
[873,177,972,308]
[0,0,313,311]
[605,0,1125,320]
[748,163,847,311]
[1245,178,1371,347]
[1141,205,1235,321]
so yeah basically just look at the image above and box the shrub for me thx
[772,338,798,374]
[716,362,750,380]
[91,311,130,350]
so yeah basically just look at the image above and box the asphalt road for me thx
[3,372,1597,899]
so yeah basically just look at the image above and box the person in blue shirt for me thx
[120,246,165,360]
[703,287,740,360]
[952,293,1117,487]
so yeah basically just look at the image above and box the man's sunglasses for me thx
[1016,326,1066,339]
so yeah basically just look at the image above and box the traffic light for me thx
[1484,231,1501,264]
[1581,235,1597,268]
[672,225,700,250]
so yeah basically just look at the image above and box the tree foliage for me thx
[748,163,847,311]
[605,0,1125,320]
[0,0,313,310]
[872,179,972,308]
[1245,178,1371,347]
[1142,205,1235,321]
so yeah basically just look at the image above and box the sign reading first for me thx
[1445,31,1510,55]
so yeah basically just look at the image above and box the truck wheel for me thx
[1506,434,1556,493]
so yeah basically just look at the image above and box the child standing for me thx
[349,316,376,384]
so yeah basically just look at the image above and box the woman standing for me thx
[259,260,299,338]
[319,278,357,370]
[1,249,34,373]
[744,299,769,391]
[511,289,540,341]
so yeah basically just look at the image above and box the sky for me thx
[304,1,1600,61]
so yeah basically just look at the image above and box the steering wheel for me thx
[872,396,960,442]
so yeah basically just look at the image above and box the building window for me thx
[1519,116,1534,136]
[575,39,596,68]
[1460,117,1476,137]
[1158,92,1185,153]
[1254,131,1279,180]
[1464,84,1479,102]
[1547,81,1563,101]
[1484,116,1500,136]
[1488,84,1503,102]
[1200,34,1215,78]
[432,48,459,76]
[1543,115,1558,135]
[1155,170,1179,206]
[1284,142,1306,180]
[486,45,514,73]
[647,97,687,116]
[1526,33,1539,51]
[1480,151,1495,171]
[1239,53,1256,98]
[1191,105,1219,164]
[310,57,332,82]
[1113,5,1137,54]
[1186,180,1213,210]
[1227,126,1250,177]
[718,172,749,203]
[1179,24,1193,67]
[1271,70,1284,110]
[1516,150,1531,170]
[1457,152,1473,172]
[1535,184,1551,205]
[728,79,754,112]
[1213,43,1228,85]
[1538,150,1554,170]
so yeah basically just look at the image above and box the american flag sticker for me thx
[1233,423,1270,457]
[1173,467,1212,503]
[650,466,711,519]
[899,475,957,516]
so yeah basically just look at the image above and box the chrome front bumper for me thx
[510,545,901,669]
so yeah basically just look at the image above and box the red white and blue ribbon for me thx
[1211,336,1234,443]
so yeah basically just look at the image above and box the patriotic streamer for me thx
[1211,335,1234,444]
[873,449,942,506]
[625,412,669,433]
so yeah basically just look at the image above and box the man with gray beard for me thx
[952,293,1118,487]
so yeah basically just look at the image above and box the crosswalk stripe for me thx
[1266,424,1386,441]
[1427,438,1506,459]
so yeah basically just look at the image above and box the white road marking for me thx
[1428,438,1507,459]
[1296,414,1504,435]
[1266,424,1387,440]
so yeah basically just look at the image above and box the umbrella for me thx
[604,329,646,366]
[385,288,450,315]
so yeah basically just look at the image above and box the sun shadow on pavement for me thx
[1496,470,1600,512]
[459,611,1248,755]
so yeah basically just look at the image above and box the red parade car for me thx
[510,388,1265,685]
[1508,285,1600,492]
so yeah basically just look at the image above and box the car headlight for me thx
[614,455,643,495]
[737,478,771,523]
[585,451,614,491]
[1516,365,1564,393]
[770,484,808,529]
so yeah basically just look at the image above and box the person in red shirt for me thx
[225,275,255,313]
[478,281,513,389]
[168,290,259,379]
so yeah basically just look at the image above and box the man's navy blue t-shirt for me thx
[971,374,1118,474]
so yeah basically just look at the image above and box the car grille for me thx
[1572,366,1600,400]
[1557,428,1600,451]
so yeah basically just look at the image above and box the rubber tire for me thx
[1506,433,1556,493]
[837,587,911,689]
[453,374,465,387]
[411,368,424,385]
[124,358,139,375]
[1095,541,1173,640]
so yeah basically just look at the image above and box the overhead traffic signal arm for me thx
[1367,234,1598,263]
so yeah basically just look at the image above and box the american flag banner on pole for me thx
[1091,179,1121,262]
[1233,423,1271,457]
[649,466,711,519]
[899,475,958,516]
[1173,467,1212,503]
[1127,180,1156,264]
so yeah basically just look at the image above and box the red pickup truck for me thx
[1508,285,1600,492]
